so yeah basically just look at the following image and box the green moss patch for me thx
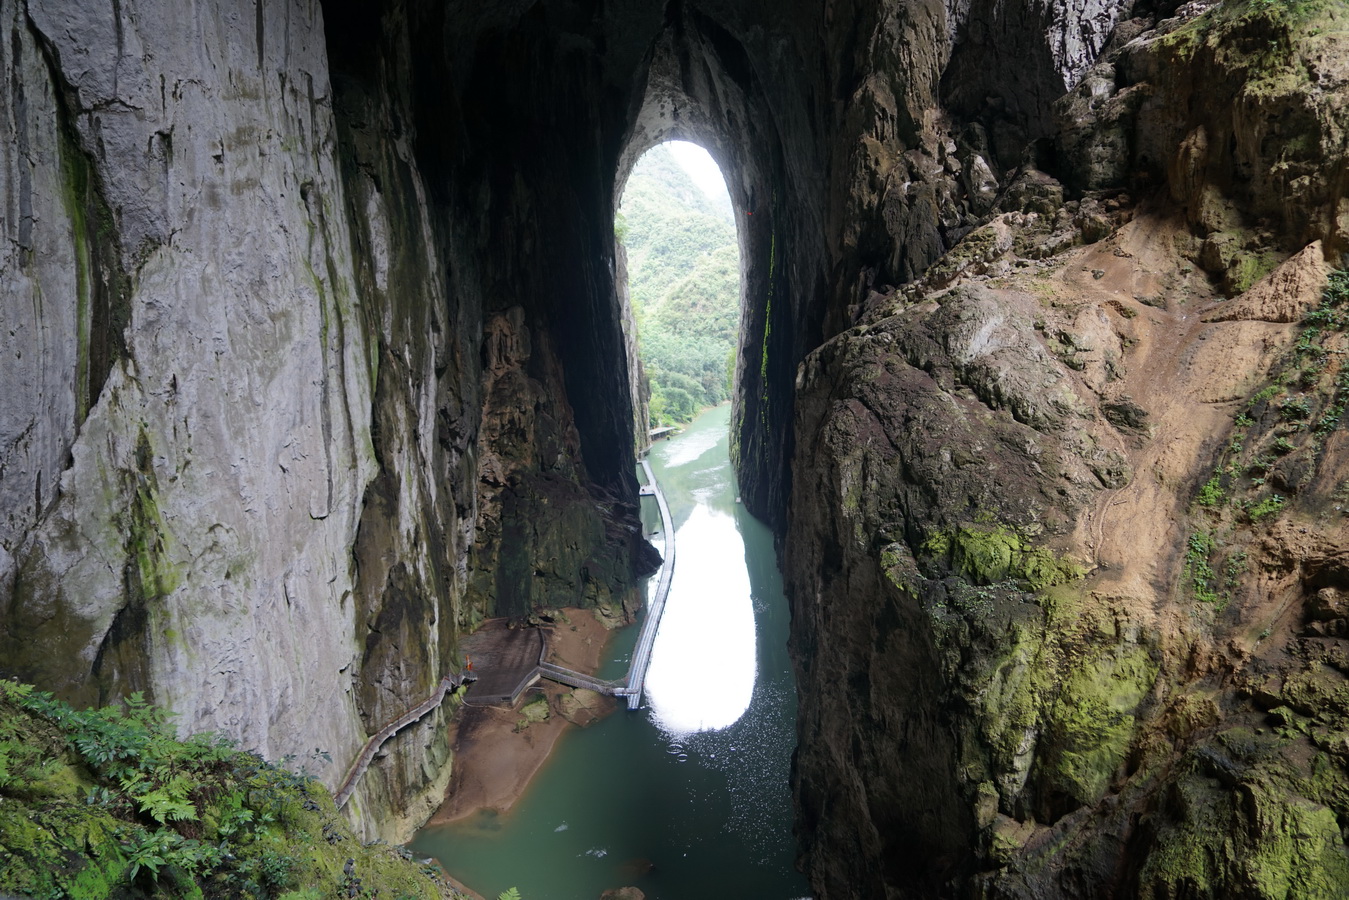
[923,523,1086,591]
[1138,736,1349,900]
[1037,643,1158,814]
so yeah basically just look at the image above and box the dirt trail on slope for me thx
[1039,216,1330,658]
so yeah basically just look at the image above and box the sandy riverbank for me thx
[426,607,620,825]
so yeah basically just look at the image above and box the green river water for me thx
[410,404,811,900]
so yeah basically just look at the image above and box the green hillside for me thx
[619,144,740,426]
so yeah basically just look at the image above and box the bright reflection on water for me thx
[646,505,756,735]
[661,420,723,468]
[410,405,810,900]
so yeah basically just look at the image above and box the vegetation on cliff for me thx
[618,143,739,426]
[788,0,1349,889]
[0,681,460,899]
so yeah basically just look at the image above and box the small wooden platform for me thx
[460,622,546,707]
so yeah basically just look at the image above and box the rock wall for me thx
[787,2,1349,897]
[2,0,378,787]
[618,239,651,458]
[0,0,656,841]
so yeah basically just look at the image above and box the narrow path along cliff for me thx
[335,671,477,811]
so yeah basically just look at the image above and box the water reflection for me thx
[645,505,757,735]
[662,423,723,468]
[410,405,811,899]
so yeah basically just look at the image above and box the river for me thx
[410,404,810,900]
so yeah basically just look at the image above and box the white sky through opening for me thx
[666,140,732,212]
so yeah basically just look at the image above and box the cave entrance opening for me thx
[616,140,743,435]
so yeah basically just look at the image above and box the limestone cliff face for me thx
[0,0,654,841]
[2,0,378,793]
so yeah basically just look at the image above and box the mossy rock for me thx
[516,693,551,731]
[0,791,130,899]
[1035,642,1158,815]
[924,523,1085,590]
[1138,768,1349,899]
[977,619,1054,802]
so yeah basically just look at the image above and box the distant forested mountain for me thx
[618,143,739,426]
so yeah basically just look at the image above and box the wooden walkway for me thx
[334,671,474,810]
[334,462,676,809]
[534,458,675,709]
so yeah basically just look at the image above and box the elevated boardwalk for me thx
[334,463,675,809]
[620,459,675,708]
[533,459,675,708]
[536,661,624,694]
[334,671,474,810]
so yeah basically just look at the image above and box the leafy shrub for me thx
[1249,454,1275,475]
[1197,477,1225,508]
[1248,494,1286,522]
[1184,531,1225,608]
[1326,268,1349,306]
[1280,396,1312,421]
[0,682,447,900]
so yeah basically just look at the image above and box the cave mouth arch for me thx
[617,139,742,431]
[610,11,805,528]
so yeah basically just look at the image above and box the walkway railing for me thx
[536,662,625,694]
[623,459,675,709]
[334,672,473,810]
[535,458,675,710]
[340,463,676,804]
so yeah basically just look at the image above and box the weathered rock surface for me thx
[0,0,656,843]
[4,0,378,796]
[4,0,1349,893]
[788,3,1349,897]
[599,888,646,900]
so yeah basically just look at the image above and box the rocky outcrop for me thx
[0,0,655,842]
[1055,1,1349,280]
[3,0,379,791]
[787,2,1349,897]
